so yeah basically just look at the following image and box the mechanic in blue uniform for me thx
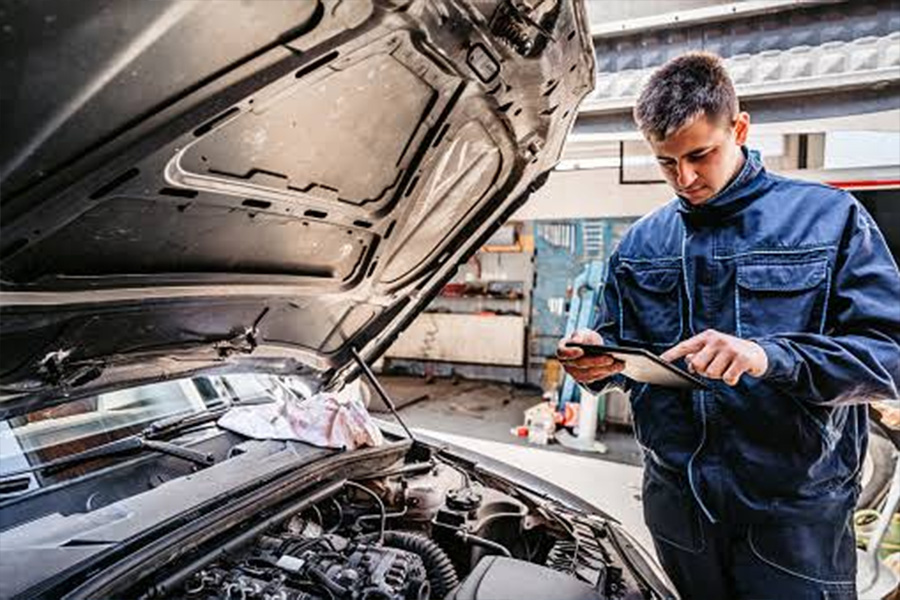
[557,52,900,599]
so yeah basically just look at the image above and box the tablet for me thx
[567,343,708,390]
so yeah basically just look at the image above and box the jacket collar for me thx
[676,147,766,219]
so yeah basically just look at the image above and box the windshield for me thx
[0,373,293,494]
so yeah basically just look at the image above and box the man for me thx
[557,52,900,599]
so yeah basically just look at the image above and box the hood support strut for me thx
[349,347,415,443]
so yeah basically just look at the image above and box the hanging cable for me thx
[345,481,386,544]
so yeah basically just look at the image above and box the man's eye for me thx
[688,150,712,162]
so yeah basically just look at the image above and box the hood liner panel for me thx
[0,0,595,411]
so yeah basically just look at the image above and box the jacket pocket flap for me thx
[737,260,827,292]
[618,266,681,293]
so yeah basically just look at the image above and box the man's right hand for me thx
[556,329,625,384]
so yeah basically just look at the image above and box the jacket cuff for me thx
[755,338,797,383]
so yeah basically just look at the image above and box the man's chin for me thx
[680,188,712,205]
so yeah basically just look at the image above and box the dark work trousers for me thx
[643,462,859,600]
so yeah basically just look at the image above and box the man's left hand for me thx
[661,329,768,386]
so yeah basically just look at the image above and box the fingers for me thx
[665,330,766,386]
[565,361,625,383]
[703,351,733,380]
[722,361,746,386]
[563,356,616,380]
[661,332,710,362]
[558,328,622,384]
[745,342,769,377]
[557,329,603,361]
[571,329,603,345]
[556,339,583,361]
[566,354,615,369]
[687,344,718,375]
[684,353,696,373]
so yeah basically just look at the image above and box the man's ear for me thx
[733,111,750,145]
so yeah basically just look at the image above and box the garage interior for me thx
[370,0,900,585]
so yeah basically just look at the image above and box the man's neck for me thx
[728,148,747,184]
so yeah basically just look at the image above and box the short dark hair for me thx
[633,52,738,141]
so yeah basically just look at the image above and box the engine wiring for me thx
[356,504,408,530]
[327,497,344,533]
[540,502,581,574]
[344,480,386,544]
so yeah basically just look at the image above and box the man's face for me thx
[647,112,750,205]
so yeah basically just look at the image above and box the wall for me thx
[514,167,672,220]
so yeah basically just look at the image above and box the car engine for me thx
[151,458,642,600]
[182,537,430,600]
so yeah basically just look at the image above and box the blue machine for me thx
[530,218,635,411]
[559,258,607,409]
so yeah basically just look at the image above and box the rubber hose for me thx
[363,531,460,599]
[309,564,349,597]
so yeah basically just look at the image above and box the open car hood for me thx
[0,0,594,416]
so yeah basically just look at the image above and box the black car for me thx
[0,1,675,598]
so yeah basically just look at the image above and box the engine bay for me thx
[144,458,642,600]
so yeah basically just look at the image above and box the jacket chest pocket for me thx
[736,258,830,339]
[615,264,683,346]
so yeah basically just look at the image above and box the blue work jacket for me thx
[593,148,900,525]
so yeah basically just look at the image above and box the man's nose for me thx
[676,161,697,188]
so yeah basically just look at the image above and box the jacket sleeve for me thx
[755,199,900,405]
[584,252,633,394]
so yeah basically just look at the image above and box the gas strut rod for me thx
[349,347,416,442]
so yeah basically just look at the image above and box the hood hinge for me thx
[215,307,270,358]
[38,349,104,392]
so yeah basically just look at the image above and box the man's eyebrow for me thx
[686,144,715,156]
[656,144,715,161]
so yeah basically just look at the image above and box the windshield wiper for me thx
[1,409,223,480]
